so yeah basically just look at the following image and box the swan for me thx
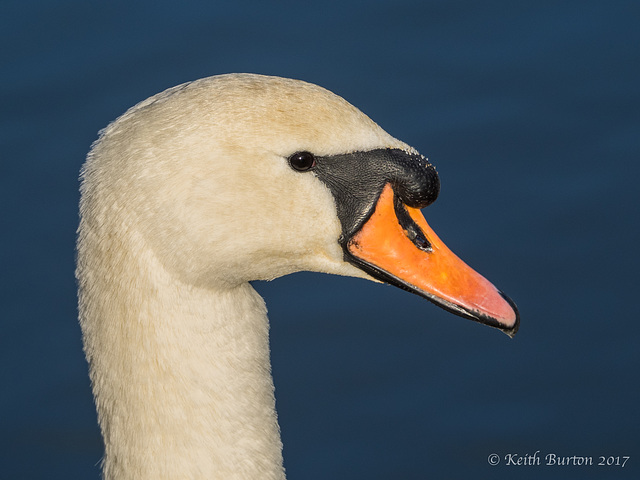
[76,73,519,480]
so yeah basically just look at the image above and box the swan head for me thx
[82,73,518,335]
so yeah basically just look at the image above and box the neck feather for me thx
[77,222,285,480]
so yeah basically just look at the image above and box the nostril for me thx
[394,195,433,252]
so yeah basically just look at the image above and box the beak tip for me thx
[497,291,520,338]
[502,324,519,339]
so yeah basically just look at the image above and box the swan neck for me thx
[78,226,285,480]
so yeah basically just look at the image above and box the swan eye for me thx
[288,151,316,172]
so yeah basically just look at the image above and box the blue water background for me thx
[1,1,639,478]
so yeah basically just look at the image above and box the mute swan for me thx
[77,73,518,480]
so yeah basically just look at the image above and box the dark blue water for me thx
[2,1,638,478]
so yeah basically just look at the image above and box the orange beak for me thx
[347,184,519,336]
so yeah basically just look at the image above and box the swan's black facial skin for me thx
[311,148,440,242]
